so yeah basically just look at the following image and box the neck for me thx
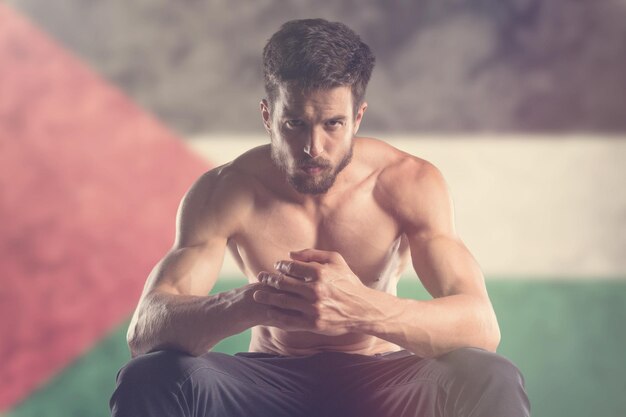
[291,162,359,210]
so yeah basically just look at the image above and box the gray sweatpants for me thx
[110,348,530,417]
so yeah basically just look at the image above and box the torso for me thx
[223,138,418,355]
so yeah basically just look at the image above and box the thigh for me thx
[326,351,444,417]
[112,350,317,417]
[326,348,528,417]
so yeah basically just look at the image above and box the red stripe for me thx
[0,4,210,410]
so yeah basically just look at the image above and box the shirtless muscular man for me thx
[110,18,530,417]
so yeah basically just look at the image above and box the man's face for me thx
[261,83,366,195]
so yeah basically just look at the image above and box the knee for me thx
[438,347,525,388]
[434,348,530,416]
[111,350,211,416]
[116,349,200,389]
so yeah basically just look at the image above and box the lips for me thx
[302,166,324,175]
[300,162,329,172]
[298,157,331,175]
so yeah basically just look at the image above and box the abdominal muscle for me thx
[248,326,402,356]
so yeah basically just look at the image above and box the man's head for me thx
[261,19,375,195]
[262,18,375,117]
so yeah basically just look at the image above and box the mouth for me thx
[301,165,325,175]
[297,157,332,176]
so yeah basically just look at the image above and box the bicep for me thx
[145,239,227,297]
[399,161,487,299]
[143,169,239,297]
[409,233,487,299]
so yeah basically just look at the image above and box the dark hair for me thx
[263,18,375,117]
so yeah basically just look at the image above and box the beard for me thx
[271,143,354,195]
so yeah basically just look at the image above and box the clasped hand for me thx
[253,248,369,335]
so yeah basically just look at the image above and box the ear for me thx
[260,99,272,133]
[353,101,368,135]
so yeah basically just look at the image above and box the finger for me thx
[253,290,316,315]
[274,260,317,282]
[289,248,342,264]
[258,271,316,300]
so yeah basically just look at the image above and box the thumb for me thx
[289,248,340,264]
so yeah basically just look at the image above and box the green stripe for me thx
[489,279,626,417]
[8,278,626,417]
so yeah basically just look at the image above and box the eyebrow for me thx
[282,113,347,119]
[281,112,302,119]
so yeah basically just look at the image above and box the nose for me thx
[304,127,325,157]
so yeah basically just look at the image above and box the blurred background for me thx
[1,1,625,416]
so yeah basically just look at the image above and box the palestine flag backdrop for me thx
[1,2,625,417]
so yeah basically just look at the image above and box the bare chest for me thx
[230,193,410,288]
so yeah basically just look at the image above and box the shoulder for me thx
[175,145,272,246]
[185,144,272,205]
[357,137,452,235]
[355,137,446,193]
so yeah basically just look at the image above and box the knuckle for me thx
[276,261,287,272]
[273,274,283,289]
[312,266,323,280]
[309,282,322,298]
[258,272,269,284]
[318,285,329,298]
[318,268,330,281]
[310,302,322,318]
[265,273,278,287]
[312,317,324,331]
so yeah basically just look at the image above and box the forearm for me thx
[353,288,501,358]
[127,284,261,357]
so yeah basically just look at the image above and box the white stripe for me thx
[185,134,626,279]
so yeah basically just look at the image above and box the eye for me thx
[326,120,345,129]
[286,119,304,128]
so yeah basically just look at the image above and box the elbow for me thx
[127,339,141,358]
[126,322,208,358]
[126,312,155,358]
[465,325,500,354]
[126,293,162,358]
[466,300,501,353]
[483,323,501,353]
[126,323,145,358]
[481,309,501,353]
